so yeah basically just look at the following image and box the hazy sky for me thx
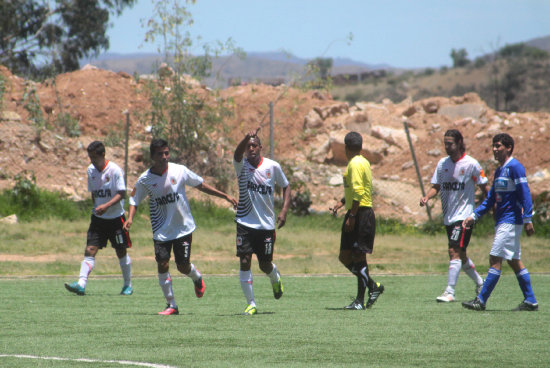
[106,0,550,68]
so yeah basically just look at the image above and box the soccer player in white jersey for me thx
[65,141,133,296]
[420,130,488,302]
[234,129,291,316]
[462,133,538,311]
[124,138,237,315]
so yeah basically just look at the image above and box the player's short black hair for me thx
[150,138,169,156]
[344,131,362,151]
[87,141,105,156]
[250,135,262,146]
[493,133,514,154]
[444,129,465,153]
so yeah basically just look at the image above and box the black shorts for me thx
[154,234,192,265]
[236,223,275,262]
[87,214,131,249]
[446,221,473,249]
[340,207,376,254]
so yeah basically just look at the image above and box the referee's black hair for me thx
[344,131,362,151]
[87,141,105,156]
[493,133,514,154]
[444,129,465,153]
[150,138,169,156]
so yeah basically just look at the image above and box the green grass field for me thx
[1,275,549,368]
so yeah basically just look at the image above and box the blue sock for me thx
[516,268,537,304]
[479,267,501,304]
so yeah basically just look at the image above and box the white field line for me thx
[0,354,177,368]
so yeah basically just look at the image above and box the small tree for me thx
[450,48,470,68]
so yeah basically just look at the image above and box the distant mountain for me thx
[82,51,389,88]
[526,35,550,53]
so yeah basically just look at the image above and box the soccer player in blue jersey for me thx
[462,133,538,311]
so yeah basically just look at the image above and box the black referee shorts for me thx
[340,207,376,254]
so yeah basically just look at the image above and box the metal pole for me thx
[123,110,130,192]
[403,120,432,221]
[269,101,274,159]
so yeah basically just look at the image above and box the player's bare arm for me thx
[195,182,238,208]
[95,190,126,216]
[329,198,345,216]
[123,204,137,231]
[420,185,440,207]
[276,185,291,229]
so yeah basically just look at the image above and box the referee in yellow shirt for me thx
[330,132,384,310]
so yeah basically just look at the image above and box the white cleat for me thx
[436,291,455,303]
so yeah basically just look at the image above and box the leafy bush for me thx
[0,173,90,222]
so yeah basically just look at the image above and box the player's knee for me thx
[259,261,272,274]
[157,260,170,273]
[176,262,191,274]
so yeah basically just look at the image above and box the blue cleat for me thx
[65,281,85,295]
[120,285,133,295]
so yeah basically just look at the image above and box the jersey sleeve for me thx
[350,161,367,201]
[113,165,126,192]
[430,159,443,185]
[129,179,147,207]
[233,159,244,178]
[472,160,488,186]
[512,164,533,222]
[87,166,93,193]
[182,166,204,187]
[274,162,289,188]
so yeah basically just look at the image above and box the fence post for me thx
[269,101,274,159]
[403,120,432,221]
[123,110,130,191]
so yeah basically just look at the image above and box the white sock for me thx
[186,263,201,282]
[267,263,280,284]
[462,258,483,286]
[78,256,95,288]
[119,254,132,287]
[445,259,462,294]
[158,272,176,308]
[240,270,255,306]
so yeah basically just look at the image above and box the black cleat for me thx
[513,301,539,311]
[344,299,365,310]
[462,297,486,311]
[366,283,384,308]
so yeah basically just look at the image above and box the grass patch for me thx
[0,275,548,367]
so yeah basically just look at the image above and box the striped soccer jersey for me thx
[129,162,203,241]
[234,157,289,230]
[87,160,126,219]
[431,154,488,225]
[473,157,533,225]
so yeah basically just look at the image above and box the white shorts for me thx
[490,223,522,260]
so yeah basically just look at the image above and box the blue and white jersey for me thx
[234,157,289,230]
[87,160,126,219]
[129,162,203,241]
[473,157,533,225]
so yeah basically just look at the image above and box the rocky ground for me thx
[1,64,549,223]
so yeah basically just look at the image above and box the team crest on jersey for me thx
[266,171,271,179]
[170,177,177,185]
[104,175,110,182]
[459,169,464,176]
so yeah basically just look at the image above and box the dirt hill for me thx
[1,64,549,223]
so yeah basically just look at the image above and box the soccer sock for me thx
[118,254,132,287]
[479,267,501,304]
[78,256,95,288]
[158,272,176,308]
[267,263,280,284]
[186,263,201,282]
[462,258,483,287]
[240,270,255,306]
[516,268,537,304]
[353,261,370,302]
[445,259,461,294]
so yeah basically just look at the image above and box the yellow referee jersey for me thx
[343,154,372,209]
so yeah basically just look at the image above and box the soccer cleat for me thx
[436,291,455,303]
[476,280,484,296]
[272,274,283,300]
[243,304,257,315]
[366,283,384,308]
[513,301,539,311]
[194,277,205,298]
[462,297,486,311]
[120,285,133,295]
[344,299,365,310]
[158,304,179,315]
[64,281,85,295]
